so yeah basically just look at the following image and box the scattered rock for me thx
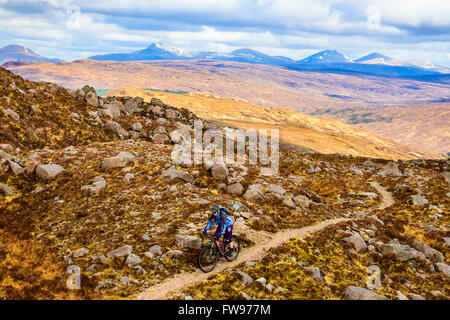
[35,164,64,179]
[125,253,142,266]
[411,194,428,206]
[344,286,387,300]
[107,245,133,258]
[237,292,251,300]
[160,168,195,184]
[412,240,444,263]
[73,248,89,258]
[102,151,134,169]
[303,267,323,282]
[227,183,244,196]
[81,176,107,194]
[343,233,367,253]
[435,263,450,278]
[378,244,426,262]
[211,163,229,179]
[293,195,311,208]
[396,291,409,300]
[2,108,20,121]
[233,271,254,285]
[409,293,425,300]
[0,183,15,196]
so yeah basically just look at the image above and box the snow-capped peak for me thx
[154,43,192,57]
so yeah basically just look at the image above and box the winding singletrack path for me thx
[369,181,394,210]
[138,217,350,300]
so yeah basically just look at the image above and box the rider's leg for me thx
[224,224,234,249]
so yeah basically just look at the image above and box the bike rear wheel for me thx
[198,244,218,273]
[224,235,240,262]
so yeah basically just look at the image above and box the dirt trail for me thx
[369,181,394,210]
[138,217,350,300]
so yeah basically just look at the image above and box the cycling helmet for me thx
[211,205,221,213]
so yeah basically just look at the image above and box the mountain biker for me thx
[203,205,235,254]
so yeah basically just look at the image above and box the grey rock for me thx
[293,195,311,208]
[227,183,244,196]
[106,120,129,139]
[255,277,266,288]
[233,271,254,285]
[0,183,15,196]
[2,108,20,121]
[379,244,426,262]
[81,176,106,194]
[102,151,134,169]
[148,245,162,255]
[73,248,89,258]
[125,253,142,266]
[303,267,323,282]
[107,245,133,258]
[412,240,444,263]
[35,164,64,179]
[411,194,428,206]
[237,292,251,300]
[396,291,409,300]
[409,293,426,300]
[435,263,450,278]
[160,168,194,184]
[344,286,387,300]
[211,163,229,179]
[343,233,367,253]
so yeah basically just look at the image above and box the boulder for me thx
[303,267,323,282]
[435,263,450,278]
[293,195,311,208]
[211,163,229,179]
[2,108,20,121]
[227,183,244,196]
[377,162,401,176]
[125,253,142,266]
[160,168,195,184]
[412,240,444,263]
[378,244,426,262]
[150,97,165,107]
[84,89,99,106]
[102,151,134,169]
[244,184,264,201]
[153,133,170,144]
[35,164,64,180]
[101,103,122,119]
[344,286,387,300]
[131,122,143,132]
[81,176,107,194]
[411,194,428,206]
[0,183,15,196]
[267,184,286,195]
[123,173,135,182]
[107,245,133,258]
[8,160,24,175]
[343,233,367,253]
[106,120,129,139]
[124,97,143,114]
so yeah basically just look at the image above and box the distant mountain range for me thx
[0,45,62,65]
[2,43,449,78]
[88,44,448,77]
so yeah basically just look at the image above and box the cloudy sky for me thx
[0,0,449,65]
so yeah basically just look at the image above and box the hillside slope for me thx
[0,68,448,300]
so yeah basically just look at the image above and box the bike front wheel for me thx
[198,244,218,273]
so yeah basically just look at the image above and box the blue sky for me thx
[0,0,449,65]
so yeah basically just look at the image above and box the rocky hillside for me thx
[106,87,434,160]
[0,67,448,300]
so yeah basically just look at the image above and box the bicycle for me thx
[198,233,240,273]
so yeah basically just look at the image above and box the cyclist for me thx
[203,205,235,254]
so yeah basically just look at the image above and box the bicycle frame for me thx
[208,234,226,256]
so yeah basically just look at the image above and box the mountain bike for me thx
[198,233,240,273]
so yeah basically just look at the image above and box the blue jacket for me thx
[205,208,234,235]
